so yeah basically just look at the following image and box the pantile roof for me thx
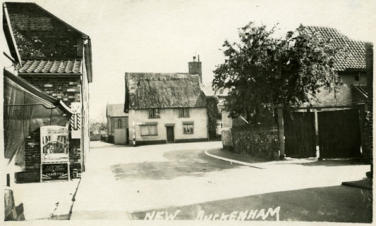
[304,26,368,71]
[17,59,82,74]
[125,73,207,110]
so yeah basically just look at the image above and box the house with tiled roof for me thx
[285,26,373,159]
[303,26,369,107]
[125,72,208,145]
[3,2,93,176]
[219,25,373,160]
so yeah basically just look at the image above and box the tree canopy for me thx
[213,22,341,124]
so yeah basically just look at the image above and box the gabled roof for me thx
[3,2,93,82]
[304,26,368,72]
[125,73,207,110]
[17,59,82,75]
[106,104,128,117]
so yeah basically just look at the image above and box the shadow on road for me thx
[131,185,372,222]
[111,149,238,180]
[276,159,370,167]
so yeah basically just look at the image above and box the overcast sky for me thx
[2,0,376,122]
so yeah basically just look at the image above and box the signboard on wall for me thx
[40,126,69,163]
[41,163,68,181]
[40,125,70,181]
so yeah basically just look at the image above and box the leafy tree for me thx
[206,96,220,139]
[213,22,341,124]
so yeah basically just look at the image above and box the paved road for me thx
[70,141,371,222]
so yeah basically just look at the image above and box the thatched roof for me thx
[125,73,207,110]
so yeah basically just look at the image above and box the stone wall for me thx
[231,126,279,160]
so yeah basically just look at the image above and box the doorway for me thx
[166,126,174,143]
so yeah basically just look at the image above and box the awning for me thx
[3,69,71,167]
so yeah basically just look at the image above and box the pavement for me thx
[11,178,80,220]
[70,141,372,222]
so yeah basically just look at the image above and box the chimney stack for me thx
[188,54,202,83]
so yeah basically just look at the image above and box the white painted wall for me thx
[129,108,208,142]
[114,129,127,144]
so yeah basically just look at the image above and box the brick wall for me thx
[20,76,81,106]
[21,75,83,176]
[24,130,40,171]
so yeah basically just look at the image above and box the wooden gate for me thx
[284,111,316,158]
[318,109,361,158]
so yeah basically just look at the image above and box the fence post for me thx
[277,107,285,159]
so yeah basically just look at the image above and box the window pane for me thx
[183,123,194,134]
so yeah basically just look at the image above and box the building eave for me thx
[3,3,22,64]
[18,72,82,77]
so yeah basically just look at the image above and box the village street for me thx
[69,141,371,222]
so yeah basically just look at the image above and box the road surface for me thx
[70,141,371,222]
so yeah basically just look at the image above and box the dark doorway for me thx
[318,109,361,158]
[166,126,174,143]
[126,128,129,144]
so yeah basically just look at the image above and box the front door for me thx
[166,126,174,143]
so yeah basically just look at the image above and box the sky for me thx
[1,0,376,122]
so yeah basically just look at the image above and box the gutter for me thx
[18,72,81,77]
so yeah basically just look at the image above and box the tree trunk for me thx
[277,107,285,159]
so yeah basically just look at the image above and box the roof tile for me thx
[17,59,82,74]
[305,26,368,71]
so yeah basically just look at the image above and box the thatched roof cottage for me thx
[124,73,208,145]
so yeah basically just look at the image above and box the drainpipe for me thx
[132,121,136,146]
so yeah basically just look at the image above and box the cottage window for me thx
[149,109,160,118]
[183,122,194,134]
[179,108,190,118]
[117,119,122,129]
[140,124,158,136]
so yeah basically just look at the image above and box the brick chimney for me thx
[188,55,202,83]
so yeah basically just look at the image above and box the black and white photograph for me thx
[1,0,374,224]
